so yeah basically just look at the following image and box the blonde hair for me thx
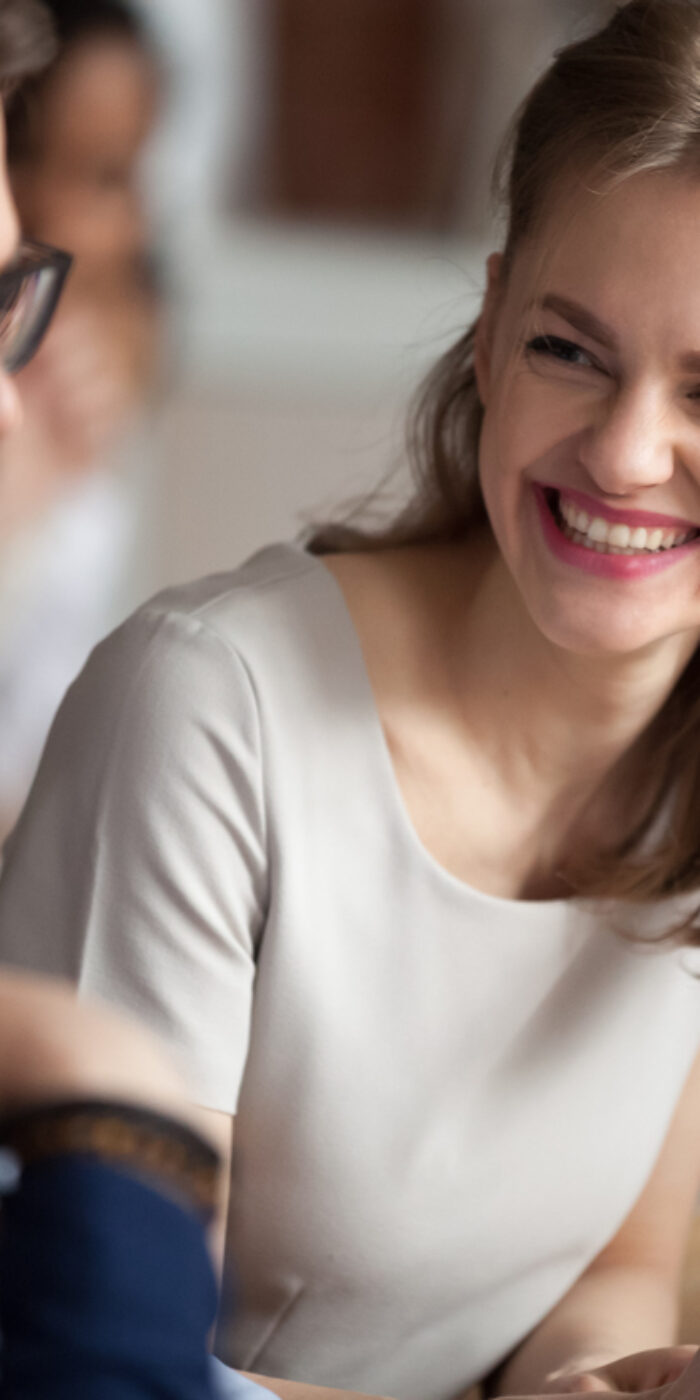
[310,0,700,944]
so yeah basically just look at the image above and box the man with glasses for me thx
[0,239,71,375]
[0,13,340,1400]
[0,23,69,412]
[0,10,328,1399]
[0,6,254,1399]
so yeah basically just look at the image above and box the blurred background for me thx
[0,0,610,829]
[150,0,612,588]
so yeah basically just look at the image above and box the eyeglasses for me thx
[0,240,73,375]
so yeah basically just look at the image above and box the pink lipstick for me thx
[551,485,698,533]
[533,484,700,580]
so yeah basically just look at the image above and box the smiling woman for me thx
[310,2,700,929]
[2,5,700,1400]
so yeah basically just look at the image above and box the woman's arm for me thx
[488,1048,700,1396]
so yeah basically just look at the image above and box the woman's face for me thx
[475,169,700,660]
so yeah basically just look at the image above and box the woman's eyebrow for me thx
[537,292,700,372]
[536,293,619,350]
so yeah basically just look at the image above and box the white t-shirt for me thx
[0,543,698,1400]
[0,467,134,809]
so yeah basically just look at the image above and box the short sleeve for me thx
[0,606,269,1114]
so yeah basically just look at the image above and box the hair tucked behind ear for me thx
[308,0,700,945]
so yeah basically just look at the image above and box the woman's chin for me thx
[522,594,688,662]
[500,539,699,659]
[487,538,679,659]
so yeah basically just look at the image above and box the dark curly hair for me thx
[0,0,56,97]
[37,0,143,46]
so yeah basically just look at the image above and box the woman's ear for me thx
[474,252,504,406]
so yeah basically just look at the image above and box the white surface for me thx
[136,0,242,225]
[173,222,486,396]
[149,225,487,588]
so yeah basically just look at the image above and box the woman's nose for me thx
[0,372,23,439]
[577,386,675,496]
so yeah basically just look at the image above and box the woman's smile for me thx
[534,482,700,580]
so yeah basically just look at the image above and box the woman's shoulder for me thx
[125,538,466,674]
[136,541,322,644]
[10,548,327,849]
[56,542,352,747]
[91,542,327,679]
[55,537,468,755]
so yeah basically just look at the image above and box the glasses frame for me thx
[0,239,73,375]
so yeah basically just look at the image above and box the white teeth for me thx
[588,518,609,543]
[556,494,694,554]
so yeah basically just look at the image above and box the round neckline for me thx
[288,542,577,918]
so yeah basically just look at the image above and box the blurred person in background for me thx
[0,6,221,1398]
[0,0,162,842]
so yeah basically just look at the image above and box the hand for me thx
[539,1345,698,1396]
[662,1346,700,1400]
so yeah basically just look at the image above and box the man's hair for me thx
[39,0,143,47]
[0,0,55,98]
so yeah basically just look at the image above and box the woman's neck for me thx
[441,535,693,806]
[323,533,698,898]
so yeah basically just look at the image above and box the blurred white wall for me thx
[149,225,485,587]
[137,0,250,230]
[126,0,489,593]
[127,1,592,597]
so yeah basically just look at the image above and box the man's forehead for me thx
[0,103,19,267]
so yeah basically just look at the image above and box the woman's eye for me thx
[525,335,596,368]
